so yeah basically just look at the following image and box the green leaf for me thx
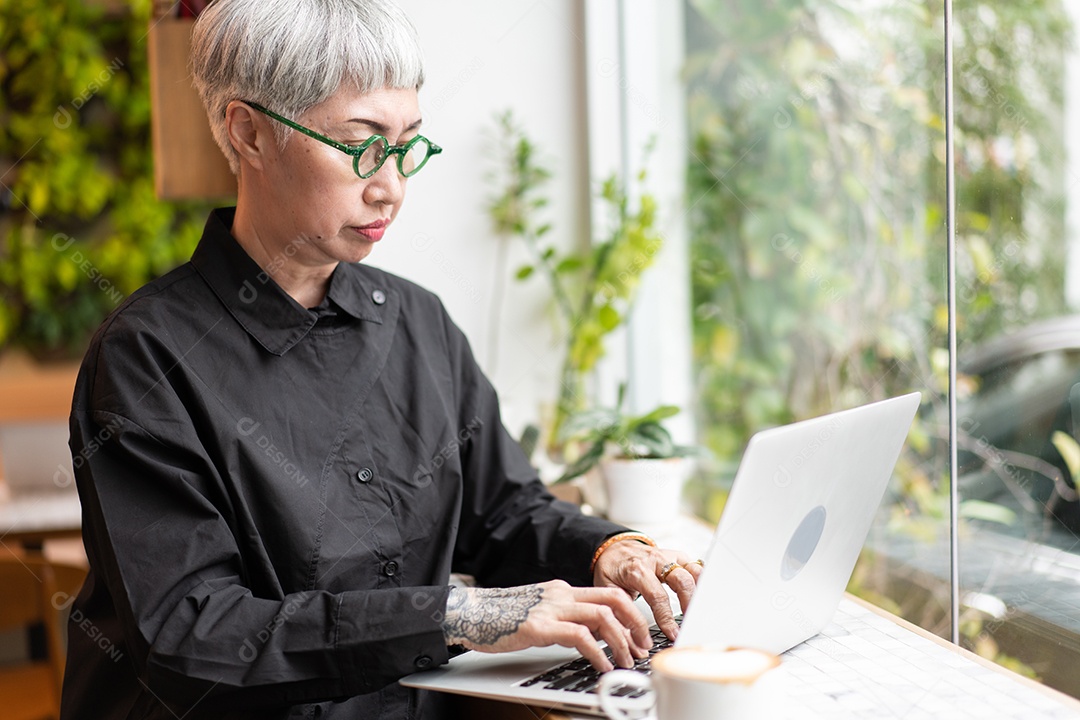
[515,265,535,280]
[553,441,606,484]
[959,500,1017,527]
[841,172,868,203]
[787,205,834,247]
[1052,431,1080,484]
[559,408,620,440]
[965,235,995,281]
[631,422,676,457]
[597,305,620,331]
[554,256,583,274]
[633,405,680,425]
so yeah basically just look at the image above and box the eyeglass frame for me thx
[240,100,442,179]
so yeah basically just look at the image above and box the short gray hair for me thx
[190,0,425,175]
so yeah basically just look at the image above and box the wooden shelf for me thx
[148,17,236,200]
[0,354,79,423]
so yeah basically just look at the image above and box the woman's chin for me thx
[329,236,376,264]
[345,244,375,264]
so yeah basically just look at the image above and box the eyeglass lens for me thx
[355,137,433,177]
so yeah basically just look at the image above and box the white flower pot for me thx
[600,457,689,526]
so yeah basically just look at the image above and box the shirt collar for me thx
[191,207,384,356]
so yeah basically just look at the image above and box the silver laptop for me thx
[400,393,921,716]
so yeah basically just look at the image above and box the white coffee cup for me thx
[598,646,781,720]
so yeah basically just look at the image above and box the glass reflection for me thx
[954,0,1078,696]
[685,0,1079,699]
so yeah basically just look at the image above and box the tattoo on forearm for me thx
[442,585,544,646]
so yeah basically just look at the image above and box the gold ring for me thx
[659,561,682,583]
[688,559,705,568]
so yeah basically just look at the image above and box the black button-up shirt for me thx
[60,208,625,720]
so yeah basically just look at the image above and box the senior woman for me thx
[60,1,702,718]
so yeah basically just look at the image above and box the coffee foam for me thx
[651,647,780,685]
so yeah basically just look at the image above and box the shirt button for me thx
[372,289,386,305]
[356,467,373,483]
[382,561,399,577]
[414,655,433,669]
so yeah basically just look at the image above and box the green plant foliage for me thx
[687,0,945,466]
[0,0,215,360]
[553,384,697,485]
[686,0,1070,685]
[487,112,664,449]
[685,0,1070,502]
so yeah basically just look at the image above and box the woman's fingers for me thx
[684,559,705,583]
[443,581,657,672]
[592,543,705,642]
[664,565,697,615]
[546,622,614,673]
[637,573,680,640]
[619,553,699,640]
[559,602,641,668]
[568,586,652,652]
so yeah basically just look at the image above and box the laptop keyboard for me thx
[518,619,679,697]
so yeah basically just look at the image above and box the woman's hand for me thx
[592,541,703,642]
[441,580,652,672]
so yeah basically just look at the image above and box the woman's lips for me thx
[353,220,389,241]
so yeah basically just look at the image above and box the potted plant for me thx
[486,111,664,458]
[554,385,699,525]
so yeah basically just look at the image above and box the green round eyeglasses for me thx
[242,100,442,179]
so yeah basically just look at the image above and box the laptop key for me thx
[522,620,677,691]
[544,674,584,691]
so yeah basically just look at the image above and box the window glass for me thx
[684,0,947,611]
[953,1,1079,697]
[682,1,1070,700]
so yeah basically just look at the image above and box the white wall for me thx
[382,1,694,446]
[380,0,591,437]
[585,1,694,443]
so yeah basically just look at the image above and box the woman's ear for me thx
[225,101,270,172]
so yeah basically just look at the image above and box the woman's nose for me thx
[363,158,406,206]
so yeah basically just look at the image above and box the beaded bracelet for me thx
[590,531,656,573]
